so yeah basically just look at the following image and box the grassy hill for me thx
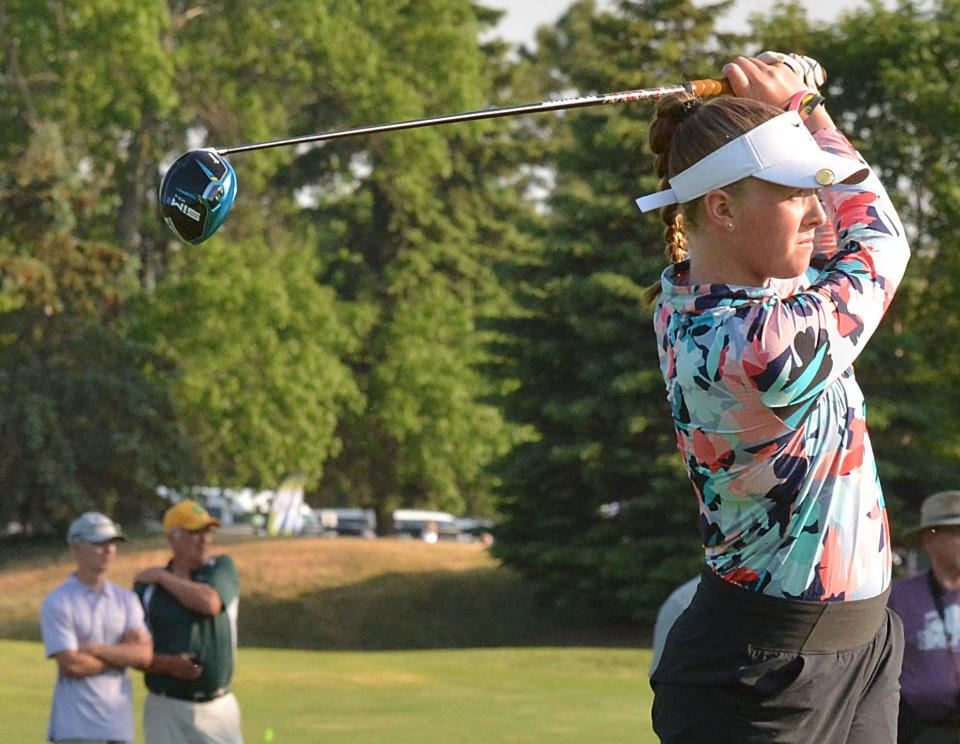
[2,536,656,742]
[0,535,644,649]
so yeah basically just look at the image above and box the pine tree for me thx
[492,0,738,622]
[266,0,537,524]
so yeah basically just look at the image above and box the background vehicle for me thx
[454,517,495,544]
[314,508,377,538]
[393,510,459,542]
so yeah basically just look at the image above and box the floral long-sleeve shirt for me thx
[653,128,910,601]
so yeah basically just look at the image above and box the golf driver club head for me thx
[159,149,237,244]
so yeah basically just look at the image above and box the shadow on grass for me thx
[240,567,645,651]
[0,618,43,642]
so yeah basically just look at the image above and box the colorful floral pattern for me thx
[654,128,910,601]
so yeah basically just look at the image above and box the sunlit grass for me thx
[1,537,656,741]
[2,640,656,743]
[0,536,642,649]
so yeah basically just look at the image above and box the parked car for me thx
[314,508,377,538]
[454,517,495,543]
[393,509,459,542]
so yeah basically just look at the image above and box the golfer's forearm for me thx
[85,641,153,670]
[805,105,834,135]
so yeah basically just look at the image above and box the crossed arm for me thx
[144,650,204,679]
[54,627,152,678]
[135,567,223,616]
[133,566,224,680]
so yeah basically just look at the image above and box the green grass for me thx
[6,640,656,743]
[1,537,658,741]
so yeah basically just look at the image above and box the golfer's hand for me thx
[757,51,826,92]
[166,653,203,680]
[722,56,807,109]
[134,567,166,584]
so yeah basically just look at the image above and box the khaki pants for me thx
[143,691,243,744]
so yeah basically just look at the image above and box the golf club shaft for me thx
[217,78,731,156]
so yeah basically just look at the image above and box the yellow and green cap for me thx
[162,499,221,532]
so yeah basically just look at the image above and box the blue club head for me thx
[159,149,237,244]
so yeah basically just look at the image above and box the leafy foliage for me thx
[2,0,960,621]
[131,235,365,488]
[273,0,534,522]
[751,0,960,533]
[0,120,192,533]
[0,312,195,532]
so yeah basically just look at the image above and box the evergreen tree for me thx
[492,0,738,621]
[270,0,535,524]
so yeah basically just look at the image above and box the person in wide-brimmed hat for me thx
[890,491,960,742]
[900,491,960,546]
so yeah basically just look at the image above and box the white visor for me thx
[634,111,868,213]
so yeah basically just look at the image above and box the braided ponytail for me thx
[643,93,701,304]
[649,93,703,263]
[664,206,687,264]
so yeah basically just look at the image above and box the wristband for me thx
[787,90,825,121]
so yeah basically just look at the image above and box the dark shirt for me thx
[135,555,239,700]
[890,572,960,722]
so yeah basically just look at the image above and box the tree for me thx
[751,0,960,533]
[131,235,365,489]
[0,312,196,532]
[264,0,536,525]
[0,0,535,519]
[0,123,194,533]
[492,0,739,622]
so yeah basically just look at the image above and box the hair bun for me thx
[678,98,703,120]
[649,93,700,157]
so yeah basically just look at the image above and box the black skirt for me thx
[651,568,904,744]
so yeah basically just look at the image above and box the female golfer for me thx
[636,56,909,742]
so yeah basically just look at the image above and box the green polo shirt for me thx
[135,555,240,700]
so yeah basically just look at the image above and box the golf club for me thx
[159,77,732,244]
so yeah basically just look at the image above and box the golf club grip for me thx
[687,78,733,97]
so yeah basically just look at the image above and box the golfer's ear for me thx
[702,189,735,230]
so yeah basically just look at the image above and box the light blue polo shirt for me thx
[40,575,148,742]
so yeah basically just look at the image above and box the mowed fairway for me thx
[4,641,653,743]
[0,537,655,742]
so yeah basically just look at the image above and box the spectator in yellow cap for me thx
[133,500,242,744]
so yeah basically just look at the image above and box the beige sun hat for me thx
[902,491,960,545]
